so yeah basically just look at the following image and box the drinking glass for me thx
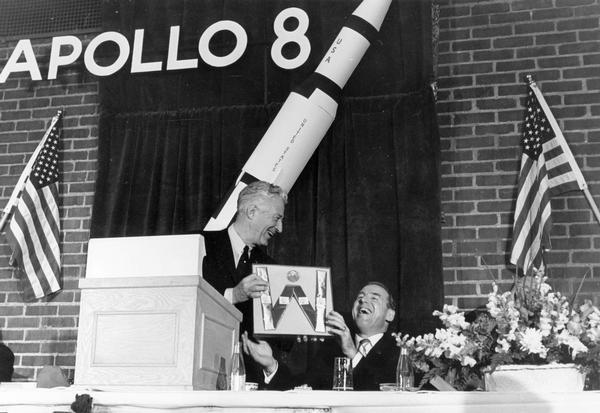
[332,357,353,390]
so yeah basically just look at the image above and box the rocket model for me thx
[204,0,392,230]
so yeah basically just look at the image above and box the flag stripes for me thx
[543,138,583,195]
[7,181,61,298]
[5,116,61,300]
[510,152,552,273]
[510,83,585,275]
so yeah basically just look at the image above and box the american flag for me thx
[6,116,62,300]
[510,84,586,275]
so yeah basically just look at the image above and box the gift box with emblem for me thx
[252,264,333,337]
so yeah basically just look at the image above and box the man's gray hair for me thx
[236,181,288,214]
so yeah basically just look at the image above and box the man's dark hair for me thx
[364,281,396,310]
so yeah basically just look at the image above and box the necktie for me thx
[237,245,250,269]
[236,245,252,282]
[358,339,372,357]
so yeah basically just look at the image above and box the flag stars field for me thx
[3,112,63,300]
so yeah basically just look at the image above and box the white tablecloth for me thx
[1,385,600,413]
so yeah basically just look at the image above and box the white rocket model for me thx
[204,0,392,230]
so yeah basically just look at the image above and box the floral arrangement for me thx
[394,273,600,390]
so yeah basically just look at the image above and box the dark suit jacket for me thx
[0,343,14,382]
[265,332,399,391]
[201,229,277,382]
[201,229,276,336]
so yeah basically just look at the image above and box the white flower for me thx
[437,329,473,363]
[413,360,430,372]
[519,328,547,358]
[585,305,600,329]
[556,330,588,359]
[567,315,583,336]
[415,333,443,358]
[586,326,600,343]
[539,310,553,337]
[580,301,598,319]
[395,271,600,385]
[434,305,470,330]
[446,312,470,330]
[495,338,511,353]
[393,332,415,349]
[461,355,477,367]
[554,302,570,332]
[538,280,552,295]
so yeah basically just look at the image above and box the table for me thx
[1,386,600,413]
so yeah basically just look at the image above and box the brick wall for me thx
[0,37,98,381]
[1,0,599,383]
[437,0,600,309]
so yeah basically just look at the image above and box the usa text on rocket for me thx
[204,0,392,231]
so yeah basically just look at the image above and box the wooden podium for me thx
[74,234,242,390]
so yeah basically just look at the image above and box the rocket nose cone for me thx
[352,0,393,31]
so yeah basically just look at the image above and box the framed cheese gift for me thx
[252,264,333,337]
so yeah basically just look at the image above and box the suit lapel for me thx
[202,230,276,289]
[205,230,237,287]
[355,334,393,368]
[350,334,398,390]
[218,231,237,284]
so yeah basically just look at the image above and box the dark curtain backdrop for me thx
[91,0,442,335]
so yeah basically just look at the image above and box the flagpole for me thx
[0,110,63,232]
[582,187,600,225]
[526,75,600,226]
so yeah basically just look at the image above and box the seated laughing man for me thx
[242,281,399,390]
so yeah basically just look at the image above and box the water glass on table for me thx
[332,357,353,391]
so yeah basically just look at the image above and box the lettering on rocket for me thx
[204,0,393,231]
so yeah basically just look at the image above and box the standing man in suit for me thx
[201,180,287,380]
[242,282,399,390]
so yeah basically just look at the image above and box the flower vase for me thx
[484,364,585,392]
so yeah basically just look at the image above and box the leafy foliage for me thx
[394,274,600,390]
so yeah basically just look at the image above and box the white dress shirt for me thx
[351,333,383,367]
[223,225,252,303]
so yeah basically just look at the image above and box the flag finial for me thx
[525,74,536,86]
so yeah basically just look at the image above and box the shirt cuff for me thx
[263,361,279,384]
[224,288,233,303]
